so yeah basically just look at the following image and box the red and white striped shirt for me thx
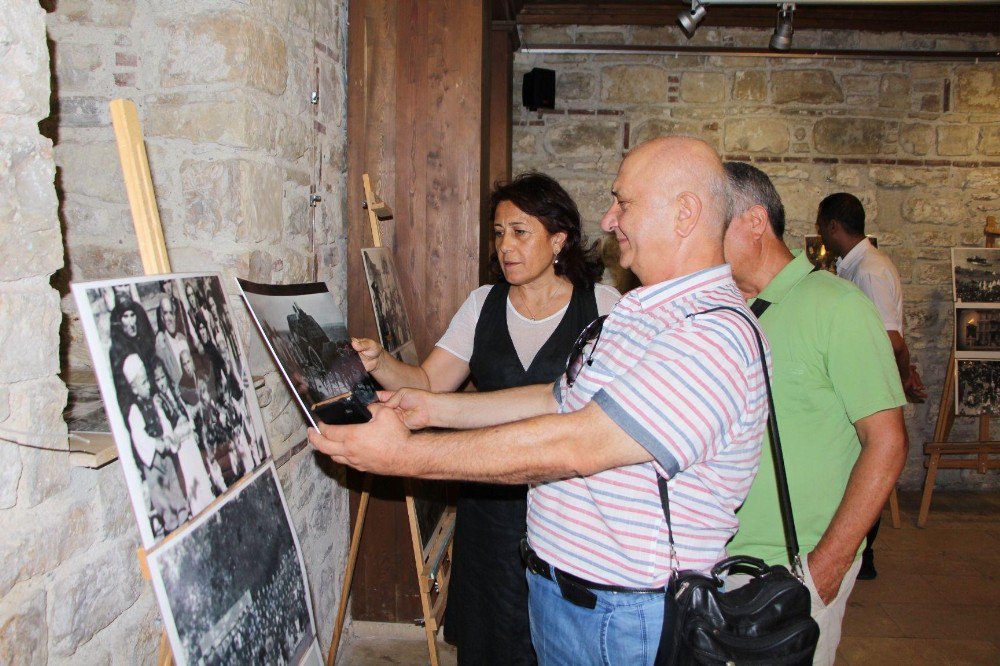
[527,265,770,587]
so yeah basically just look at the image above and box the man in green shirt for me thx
[722,162,907,666]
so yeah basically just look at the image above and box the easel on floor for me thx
[326,174,455,666]
[109,97,175,665]
[918,215,1000,527]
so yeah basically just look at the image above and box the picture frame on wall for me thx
[956,359,1000,416]
[952,247,1000,304]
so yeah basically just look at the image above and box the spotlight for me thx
[769,4,795,51]
[677,1,707,36]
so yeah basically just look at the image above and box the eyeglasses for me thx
[565,315,607,388]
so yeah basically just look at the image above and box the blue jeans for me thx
[527,569,668,666]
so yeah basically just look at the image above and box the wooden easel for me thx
[918,215,1000,527]
[327,174,456,666]
[109,98,174,665]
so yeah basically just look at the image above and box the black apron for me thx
[444,282,598,665]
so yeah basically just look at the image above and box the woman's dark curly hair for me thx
[488,172,604,291]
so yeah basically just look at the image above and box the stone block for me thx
[630,118,682,148]
[66,244,143,281]
[732,70,766,102]
[160,14,288,96]
[0,497,94,598]
[0,584,47,665]
[0,437,21,509]
[0,1,49,118]
[17,445,71,510]
[902,195,969,226]
[841,75,878,96]
[680,72,725,104]
[878,74,910,109]
[55,141,125,204]
[2,132,58,233]
[54,0,134,27]
[145,98,259,149]
[777,180,824,226]
[47,540,144,657]
[813,118,894,155]
[953,66,1000,113]
[602,65,670,104]
[900,123,934,156]
[96,462,134,540]
[724,118,789,154]
[0,291,61,383]
[53,96,109,128]
[52,44,104,93]
[913,260,951,286]
[937,125,978,156]
[545,121,620,163]
[772,71,844,105]
[559,71,597,102]
[181,159,285,244]
[830,166,862,188]
[979,125,1000,155]
[869,166,949,189]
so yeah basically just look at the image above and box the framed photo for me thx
[955,306,1000,359]
[148,464,320,666]
[952,247,1000,304]
[237,279,378,428]
[805,235,836,273]
[361,247,419,364]
[72,274,270,548]
[956,359,1000,416]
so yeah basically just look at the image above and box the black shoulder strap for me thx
[750,298,772,318]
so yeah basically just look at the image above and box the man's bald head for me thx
[601,135,729,284]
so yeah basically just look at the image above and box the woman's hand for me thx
[378,388,434,430]
[352,337,384,373]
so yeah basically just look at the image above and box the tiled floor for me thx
[337,491,1000,665]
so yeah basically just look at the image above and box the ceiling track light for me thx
[770,3,795,51]
[678,1,708,36]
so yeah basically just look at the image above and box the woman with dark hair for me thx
[351,172,619,665]
[108,298,158,417]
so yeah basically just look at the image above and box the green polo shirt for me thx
[728,251,905,565]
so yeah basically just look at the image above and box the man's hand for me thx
[805,548,852,605]
[352,337,384,373]
[378,388,437,430]
[308,403,410,474]
[903,365,927,403]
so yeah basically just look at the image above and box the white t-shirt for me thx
[436,283,621,371]
[836,238,904,332]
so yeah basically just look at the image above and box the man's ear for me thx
[747,204,770,241]
[675,191,702,238]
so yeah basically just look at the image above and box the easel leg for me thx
[157,630,173,666]
[327,474,373,666]
[888,487,901,529]
[423,622,440,666]
[917,453,940,528]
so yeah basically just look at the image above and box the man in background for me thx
[816,192,925,579]
[723,163,907,665]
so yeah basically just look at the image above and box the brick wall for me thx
[0,0,351,660]
[513,25,1000,491]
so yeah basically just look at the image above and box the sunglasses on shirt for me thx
[564,315,608,388]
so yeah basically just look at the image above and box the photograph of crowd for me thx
[238,279,378,427]
[956,359,1000,416]
[955,306,1000,359]
[72,274,269,548]
[953,248,1000,303]
[362,248,414,355]
[149,465,319,666]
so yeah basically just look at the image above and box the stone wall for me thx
[513,25,1000,490]
[0,0,352,661]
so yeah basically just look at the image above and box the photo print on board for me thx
[955,306,1000,359]
[238,279,378,427]
[956,359,1000,416]
[148,464,321,666]
[72,274,270,548]
[952,247,1000,304]
[361,247,419,365]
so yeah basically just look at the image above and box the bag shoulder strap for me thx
[659,305,803,578]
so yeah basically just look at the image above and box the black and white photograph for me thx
[362,247,415,355]
[148,464,320,666]
[238,279,378,428]
[952,247,1000,304]
[955,306,1000,359]
[72,273,270,548]
[956,359,1000,416]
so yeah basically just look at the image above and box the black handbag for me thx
[654,304,820,665]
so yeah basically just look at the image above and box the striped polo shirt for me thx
[527,264,770,587]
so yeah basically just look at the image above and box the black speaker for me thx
[522,68,556,111]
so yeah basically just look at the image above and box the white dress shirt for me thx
[836,237,904,332]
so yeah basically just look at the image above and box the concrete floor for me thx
[335,491,1000,665]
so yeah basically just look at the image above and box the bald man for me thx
[309,136,770,663]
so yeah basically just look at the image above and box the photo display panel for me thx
[951,248,1000,415]
[72,273,271,548]
[361,247,420,365]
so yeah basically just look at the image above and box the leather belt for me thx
[520,539,662,610]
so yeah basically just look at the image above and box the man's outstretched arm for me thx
[307,400,653,484]
[380,382,559,431]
